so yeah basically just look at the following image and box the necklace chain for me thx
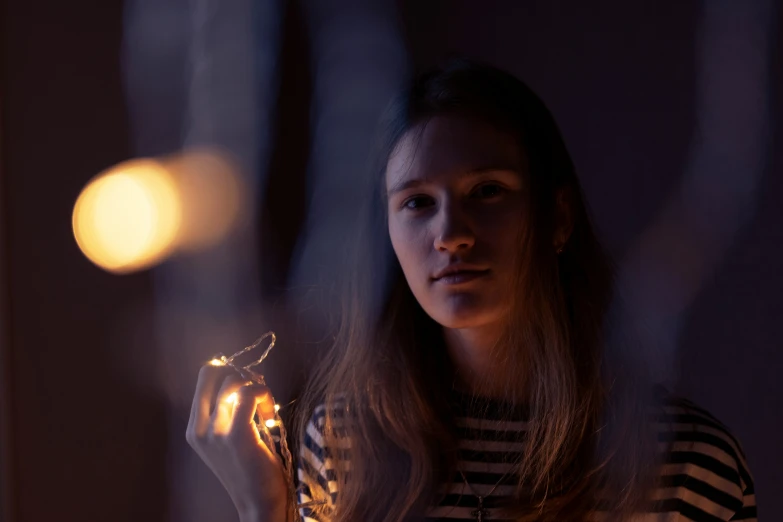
[457,467,509,522]
[452,391,520,521]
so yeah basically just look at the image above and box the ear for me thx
[553,186,574,252]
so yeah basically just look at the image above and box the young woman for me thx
[187,60,756,522]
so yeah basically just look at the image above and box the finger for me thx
[231,384,273,431]
[210,374,253,436]
[257,391,276,422]
[189,363,233,437]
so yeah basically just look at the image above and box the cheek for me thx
[478,205,526,252]
[389,221,430,282]
[485,221,522,254]
[389,221,409,268]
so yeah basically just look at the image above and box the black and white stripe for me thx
[296,392,756,521]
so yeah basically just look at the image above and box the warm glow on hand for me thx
[225,392,238,405]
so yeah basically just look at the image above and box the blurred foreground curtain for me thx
[122,0,407,520]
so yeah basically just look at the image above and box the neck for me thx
[443,323,522,400]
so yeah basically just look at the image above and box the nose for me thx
[433,201,475,253]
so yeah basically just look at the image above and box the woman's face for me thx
[386,114,529,329]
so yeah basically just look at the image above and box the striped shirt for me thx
[296,390,756,521]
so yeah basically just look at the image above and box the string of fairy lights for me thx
[208,331,326,520]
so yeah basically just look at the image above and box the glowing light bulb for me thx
[225,392,238,405]
[208,358,225,366]
[274,404,280,412]
[72,159,182,273]
[264,418,277,428]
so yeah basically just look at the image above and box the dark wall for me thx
[1,1,168,521]
[2,1,780,521]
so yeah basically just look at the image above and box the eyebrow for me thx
[386,167,521,198]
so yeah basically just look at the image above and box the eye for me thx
[472,183,506,199]
[402,195,434,211]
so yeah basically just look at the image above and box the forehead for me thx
[385,114,526,188]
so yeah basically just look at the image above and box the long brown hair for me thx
[295,59,661,522]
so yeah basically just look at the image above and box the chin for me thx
[426,298,501,329]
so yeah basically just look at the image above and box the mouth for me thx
[434,269,490,285]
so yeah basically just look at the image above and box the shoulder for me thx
[306,396,349,432]
[301,398,350,458]
[297,400,348,516]
[655,389,752,487]
[653,387,756,520]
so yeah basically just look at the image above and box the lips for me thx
[434,269,490,284]
[433,263,490,280]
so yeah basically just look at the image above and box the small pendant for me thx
[471,495,489,522]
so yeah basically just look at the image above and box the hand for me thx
[186,363,290,522]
